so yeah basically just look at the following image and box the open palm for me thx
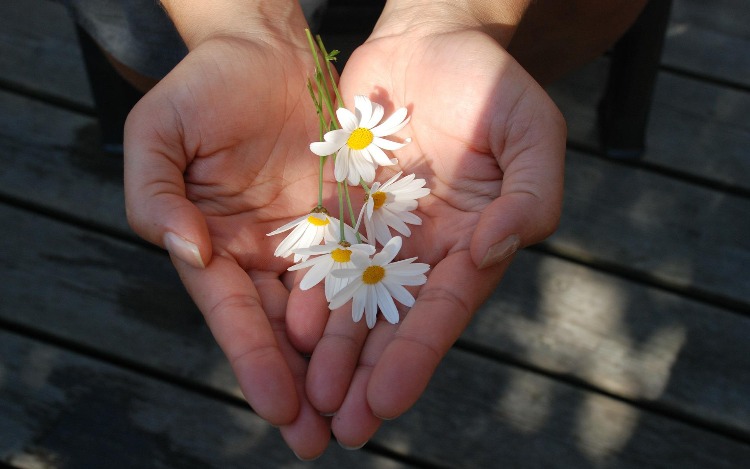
[303,29,567,447]
[124,36,344,458]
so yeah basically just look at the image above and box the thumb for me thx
[123,98,211,269]
[470,119,566,268]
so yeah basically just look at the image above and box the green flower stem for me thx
[305,29,338,131]
[316,35,344,110]
[306,30,363,243]
[337,181,346,241]
[306,78,327,208]
[343,183,362,244]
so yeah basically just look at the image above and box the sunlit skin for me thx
[124,4,565,461]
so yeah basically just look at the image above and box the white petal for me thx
[326,272,349,302]
[293,242,336,256]
[372,109,410,136]
[329,278,362,310]
[273,223,307,257]
[266,215,306,236]
[399,211,423,225]
[350,251,372,269]
[374,236,402,265]
[387,273,427,286]
[336,107,359,131]
[287,256,322,271]
[367,144,397,167]
[373,215,394,246]
[375,282,400,324]
[382,280,416,306]
[350,243,377,256]
[331,267,363,279]
[354,95,373,127]
[350,152,376,184]
[299,257,333,290]
[380,171,404,190]
[387,258,430,275]
[310,140,342,156]
[381,210,412,236]
[365,286,378,328]
[364,101,385,129]
[334,147,350,182]
[351,287,366,323]
[373,136,410,151]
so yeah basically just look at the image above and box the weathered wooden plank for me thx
[3,205,750,467]
[0,0,93,107]
[0,89,131,236]
[392,350,750,468]
[547,58,750,193]
[553,150,750,306]
[465,251,750,438]
[664,0,750,87]
[0,330,408,468]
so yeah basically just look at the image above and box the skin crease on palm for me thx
[124,5,566,460]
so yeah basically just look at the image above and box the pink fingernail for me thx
[163,232,204,268]
[479,234,520,269]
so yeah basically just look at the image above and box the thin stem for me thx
[305,29,339,130]
[316,35,344,109]
[337,182,346,241]
[343,183,363,244]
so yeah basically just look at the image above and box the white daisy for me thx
[289,240,376,301]
[309,95,411,185]
[358,172,430,246]
[266,211,357,262]
[328,236,429,328]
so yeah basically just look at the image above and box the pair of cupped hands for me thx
[123,5,565,460]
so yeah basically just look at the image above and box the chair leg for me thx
[75,26,143,155]
[598,0,673,159]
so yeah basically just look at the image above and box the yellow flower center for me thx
[347,128,374,150]
[307,215,330,226]
[330,248,352,263]
[362,265,385,285]
[371,191,386,210]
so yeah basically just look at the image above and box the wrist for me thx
[160,0,309,50]
[373,0,531,47]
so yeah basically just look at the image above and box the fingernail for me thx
[163,232,204,268]
[320,411,337,417]
[293,451,322,461]
[479,234,520,269]
[338,440,367,451]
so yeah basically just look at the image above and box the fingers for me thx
[330,323,396,448]
[124,93,212,269]
[171,254,299,426]
[470,83,567,269]
[251,272,332,459]
[306,305,370,414]
[366,250,510,419]
[285,273,332,354]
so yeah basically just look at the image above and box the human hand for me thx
[123,12,337,458]
[304,2,566,448]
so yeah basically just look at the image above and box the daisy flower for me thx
[289,240,376,301]
[328,236,429,328]
[266,210,357,262]
[309,95,411,185]
[359,172,430,246]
